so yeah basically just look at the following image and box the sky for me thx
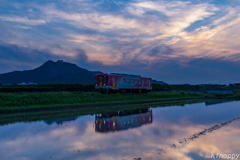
[0,0,240,84]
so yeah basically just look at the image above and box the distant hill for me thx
[0,60,102,84]
[152,80,168,85]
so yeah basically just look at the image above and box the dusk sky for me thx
[0,0,240,84]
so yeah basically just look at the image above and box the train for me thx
[95,108,152,133]
[95,73,152,93]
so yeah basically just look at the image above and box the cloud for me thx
[0,16,46,25]
[1,40,238,83]
[0,42,83,73]
[42,1,218,37]
[68,34,110,43]
[0,0,240,83]
[148,44,174,56]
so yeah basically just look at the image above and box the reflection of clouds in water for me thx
[166,121,240,160]
[0,102,240,159]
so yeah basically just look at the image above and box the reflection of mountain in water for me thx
[95,108,153,133]
[44,117,78,125]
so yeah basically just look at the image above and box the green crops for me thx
[0,91,239,108]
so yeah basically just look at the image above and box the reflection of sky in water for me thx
[0,101,240,160]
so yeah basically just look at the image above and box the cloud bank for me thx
[0,0,240,83]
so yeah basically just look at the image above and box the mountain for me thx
[152,80,168,85]
[0,60,102,84]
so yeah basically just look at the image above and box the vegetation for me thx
[0,84,95,92]
[0,91,240,112]
[152,84,237,91]
[0,84,239,112]
[0,84,237,93]
[0,91,197,108]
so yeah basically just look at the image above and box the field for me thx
[1,91,240,111]
[0,84,239,112]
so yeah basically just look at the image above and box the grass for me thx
[0,91,200,107]
[0,84,238,92]
[0,91,240,112]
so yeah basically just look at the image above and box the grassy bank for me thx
[1,91,240,112]
[0,99,204,126]
[1,84,238,93]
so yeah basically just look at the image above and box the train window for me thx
[135,79,138,83]
[95,77,98,83]
[143,80,145,84]
[123,78,126,83]
[103,76,108,83]
[139,80,141,84]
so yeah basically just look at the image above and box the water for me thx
[1,101,240,160]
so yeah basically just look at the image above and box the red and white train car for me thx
[95,73,152,93]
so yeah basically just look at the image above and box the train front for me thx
[95,73,110,92]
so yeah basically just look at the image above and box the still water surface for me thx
[1,101,240,160]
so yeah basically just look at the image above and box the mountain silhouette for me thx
[0,60,102,84]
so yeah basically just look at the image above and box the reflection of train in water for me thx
[95,108,152,133]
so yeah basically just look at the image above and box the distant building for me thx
[18,82,27,85]
[234,83,240,87]
[18,82,37,85]
[28,82,37,85]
